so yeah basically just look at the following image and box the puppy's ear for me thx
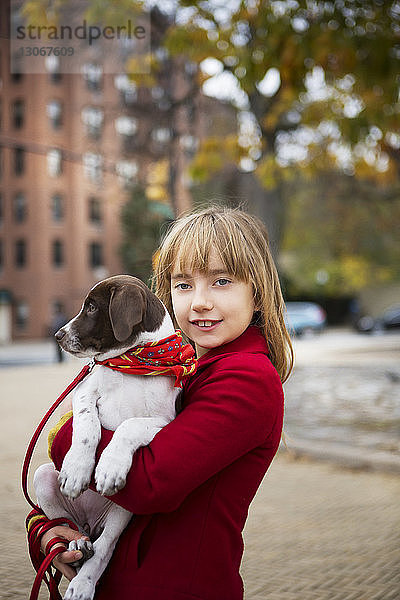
[109,285,146,342]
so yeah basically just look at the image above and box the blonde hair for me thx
[153,205,294,383]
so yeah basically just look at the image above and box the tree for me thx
[281,173,400,296]
[163,0,400,244]
[22,1,400,194]
[120,185,172,283]
[21,0,400,290]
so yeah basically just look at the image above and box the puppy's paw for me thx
[94,452,130,496]
[64,576,95,600]
[68,538,94,568]
[58,452,93,500]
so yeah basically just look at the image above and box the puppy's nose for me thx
[55,328,66,342]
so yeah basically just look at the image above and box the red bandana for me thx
[95,331,197,388]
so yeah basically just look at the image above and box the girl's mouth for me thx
[191,320,222,329]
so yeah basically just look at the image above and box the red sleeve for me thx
[51,354,283,515]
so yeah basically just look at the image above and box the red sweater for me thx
[50,326,284,600]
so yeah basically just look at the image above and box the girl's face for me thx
[170,250,255,358]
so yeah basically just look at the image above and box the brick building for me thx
[0,2,209,341]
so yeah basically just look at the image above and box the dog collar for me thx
[95,330,197,388]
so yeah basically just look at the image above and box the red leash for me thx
[27,513,80,600]
[22,361,94,600]
[22,361,94,511]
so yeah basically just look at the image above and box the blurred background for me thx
[1,0,399,453]
[1,0,399,342]
[1,0,400,459]
[1,2,400,598]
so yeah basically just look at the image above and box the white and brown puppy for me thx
[34,275,179,600]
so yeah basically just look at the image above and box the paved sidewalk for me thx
[1,361,400,599]
[3,451,400,599]
[241,453,400,600]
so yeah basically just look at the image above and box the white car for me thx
[285,302,327,336]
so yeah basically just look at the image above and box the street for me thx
[284,328,400,472]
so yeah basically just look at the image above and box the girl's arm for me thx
[51,354,283,515]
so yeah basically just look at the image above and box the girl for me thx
[36,205,294,599]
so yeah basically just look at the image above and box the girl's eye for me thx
[175,283,191,290]
[215,278,231,286]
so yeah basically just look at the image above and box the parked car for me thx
[284,302,327,337]
[355,304,400,333]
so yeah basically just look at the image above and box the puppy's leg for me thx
[34,463,85,525]
[95,416,168,496]
[58,380,101,500]
[64,505,132,600]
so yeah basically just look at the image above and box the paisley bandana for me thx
[95,331,197,388]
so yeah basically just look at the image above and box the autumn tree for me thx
[281,172,400,295]
[163,1,400,241]
[20,0,400,293]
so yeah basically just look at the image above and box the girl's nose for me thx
[191,290,213,312]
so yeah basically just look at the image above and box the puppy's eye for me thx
[87,302,97,314]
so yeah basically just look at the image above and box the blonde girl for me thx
[154,205,293,382]
[41,205,293,600]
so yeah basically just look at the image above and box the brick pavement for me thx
[1,359,400,599]
[5,450,399,599]
[242,453,400,600]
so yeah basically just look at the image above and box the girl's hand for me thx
[40,525,90,581]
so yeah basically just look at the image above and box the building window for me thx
[51,193,64,221]
[52,239,64,267]
[179,134,199,155]
[47,100,63,129]
[81,106,104,139]
[50,71,62,84]
[151,128,171,148]
[115,116,137,137]
[82,63,103,92]
[12,99,25,128]
[45,55,62,83]
[14,147,25,176]
[152,128,171,144]
[52,300,66,315]
[47,149,62,177]
[15,300,29,330]
[116,160,138,188]
[115,116,138,152]
[89,197,102,224]
[11,72,23,83]
[15,239,27,268]
[114,74,137,104]
[89,242,103,268]
[13,192,27,222]
[83,153,103,184]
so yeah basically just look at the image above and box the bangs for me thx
[167,212,252,282]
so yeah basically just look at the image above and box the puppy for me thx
[33,275,183,600]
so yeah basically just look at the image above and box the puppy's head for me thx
[55,275,165,359]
